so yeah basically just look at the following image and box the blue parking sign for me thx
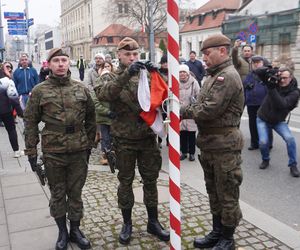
[249,35,256,43]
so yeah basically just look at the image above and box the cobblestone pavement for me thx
[81,150,292,250]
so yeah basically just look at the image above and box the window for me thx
[45,31,53,40]
[118,3,123,13]
[198,15,204,26]
[199,41,202,56]
[124,3,129,13]
[45,40,54,50]
[279,33,291,56]
[107,36,114,43]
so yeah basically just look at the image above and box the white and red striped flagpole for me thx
[167,0,181,249]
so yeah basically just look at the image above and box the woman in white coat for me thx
[179,64,200,161]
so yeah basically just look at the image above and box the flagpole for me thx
[167,0,181,249]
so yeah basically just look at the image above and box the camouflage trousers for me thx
[199,150,243,227]
[114,136,162,209]
[44,151,88,221]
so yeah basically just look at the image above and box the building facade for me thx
[60,0,93,62]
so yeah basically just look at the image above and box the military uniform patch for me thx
[217,76,224,82]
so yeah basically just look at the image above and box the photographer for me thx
[256,68,300,177]
[243,56,268,150]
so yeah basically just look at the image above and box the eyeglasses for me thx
[5,65,12,70]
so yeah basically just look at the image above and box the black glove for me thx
[128,61,145,76]
[144,60,158,72]
[28,155,37,172]
[86,149,91,164]
[107,111,117,119]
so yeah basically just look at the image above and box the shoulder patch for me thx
[217,76,225,82]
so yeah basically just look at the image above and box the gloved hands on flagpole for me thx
[128,60,157,76]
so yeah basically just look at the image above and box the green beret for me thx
[47,48,69,62]
[117,37,139,51]
[201,34,231,51]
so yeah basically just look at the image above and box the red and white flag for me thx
[138,70,168,137]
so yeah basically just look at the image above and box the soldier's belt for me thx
[200,127,238,135]
[45,124,83,134]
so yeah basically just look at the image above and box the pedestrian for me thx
[77,55,87,81]
[105,53,112,63]
[39,60,50,83]
[86,53,105,91]
[94,61,115,165]
[24,48,96,250]
[186,50,205,87]
[13,53,39,109]
[179,64,200,161]
[256,68,300,177]
[0,62,24,158]
[95,37,170,245]
[243,55,268,150]
[181,34,244,249]
[232,40,253,82]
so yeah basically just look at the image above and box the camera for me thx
[254,65,280,88]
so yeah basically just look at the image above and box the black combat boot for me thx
[194,215,222,248]
[212,226,235,250]
[146,206,170,241]
[69,220,91,249]
[119,209,132,245]
[54,216,69,250]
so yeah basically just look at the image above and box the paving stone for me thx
[78,164,293,250]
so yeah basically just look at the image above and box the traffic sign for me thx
[7,18,34,27]
[248,23,258,34]
[237,31,248,41]
[8,30,27,36]
[8,24,27,29]
[248,34,256,43]
[4,12,24,20]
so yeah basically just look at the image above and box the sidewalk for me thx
[0,122,300,250]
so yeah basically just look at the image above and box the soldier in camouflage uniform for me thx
[94,37,169,245]
[181,34,244,250]
[24,48,96,250]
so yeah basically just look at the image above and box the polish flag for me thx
[138,70,168,138]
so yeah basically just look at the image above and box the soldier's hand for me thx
[234,39,242,48]
[144,61,158,72]
[128,61,145,76]
[28,155,37,172]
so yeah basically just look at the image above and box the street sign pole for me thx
[25,0,30,57]
[0,0,5,61]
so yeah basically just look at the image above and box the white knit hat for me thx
[179,64,189,74]
[94,53,105,59]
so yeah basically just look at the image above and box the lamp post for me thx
[0,0,5,61]
[149,0,155,62]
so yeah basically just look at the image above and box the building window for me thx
[124,3,129,13]
[198,15,204,26]
[45,31,53,40]
[118,3,123,13]
[279,33,291,56]
[45,40,54,50]
[107,36,114,43]
[199,41,202,56]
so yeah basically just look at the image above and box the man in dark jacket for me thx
[186,50,205,86]
[257,68,300,177]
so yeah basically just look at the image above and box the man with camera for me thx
[256,68,299,177]
[94,37,169,245]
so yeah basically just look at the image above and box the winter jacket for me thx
[13,67,39,95]
[0,77,23,116]
[90,89,112,125]
[231,47,251,82]
[87,67,100,91]
[258,78,300,124]
[186,60,205,85]
[243,71,268,106]
[180,75,200,131]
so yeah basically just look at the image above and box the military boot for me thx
[69,221,91,249]
[212,226,235,250]
[119,209,132,245]
[194,215,222,248]
[146,206,170,241]
[54,216,69,250]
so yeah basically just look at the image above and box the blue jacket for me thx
[13,67,39,95]
[243,71,268,106]
[186,60,205,86]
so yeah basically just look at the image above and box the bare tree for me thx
[104,0,167,35]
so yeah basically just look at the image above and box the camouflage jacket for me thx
[24,71,96,155]
[94,63,155,140]
[182,59,244,151]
